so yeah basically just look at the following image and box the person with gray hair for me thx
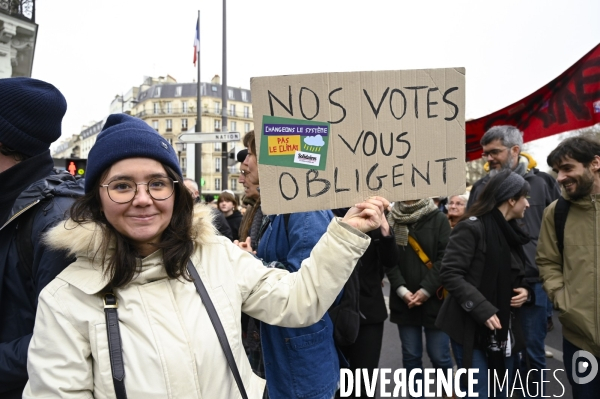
[467,125,560,396]
[446,193,469,228]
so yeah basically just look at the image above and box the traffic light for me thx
[65,158,87,177]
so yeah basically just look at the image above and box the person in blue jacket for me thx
[0,77,84,398]
[258,210,337,399]
[237,130,339,399]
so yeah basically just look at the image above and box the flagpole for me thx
[195,10,202,198]
[221,0,229,190]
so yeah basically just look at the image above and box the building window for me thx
[215,102,221,115]
[215,178,221,191]
[228,89,234,100]
[166,102,172,114]
[214,142,221,151]
[229,104,236,117]
[182,119,188,130]
[175,86,182,97]
[152,120,159,131]
[230,178,237,191]
[211,85,218,92]
[153,103,160,114]
[215,158,221,172]
[241,91,248,102]
[154,87,161,97]
[244,123,250,133]
[231,121,236,132]
[166,119,172,132]
[182,101,188,113]
[243,106,249,118]
[215,119,221,131]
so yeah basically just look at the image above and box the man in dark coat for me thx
[468,125,560,395]
[0,77,83,398]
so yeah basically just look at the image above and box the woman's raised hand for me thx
[342,196,390,233]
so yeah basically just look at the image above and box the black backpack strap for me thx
[187,260,248,399]
[16,205,38,280]
[554,197,570,256]
[103,292,127,399]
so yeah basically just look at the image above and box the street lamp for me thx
[115,94,138,114]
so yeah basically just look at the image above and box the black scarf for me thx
[0,150,54,226]
[479,208,530,343]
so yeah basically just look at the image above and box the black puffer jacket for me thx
[0,170,83,399]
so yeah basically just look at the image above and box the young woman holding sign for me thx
[23,114,386,399]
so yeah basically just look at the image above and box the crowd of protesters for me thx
[2,76,600,399]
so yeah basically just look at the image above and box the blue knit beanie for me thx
[85,114,182,193]
[0,77,67,157]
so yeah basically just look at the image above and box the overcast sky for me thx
[33,0,600,161]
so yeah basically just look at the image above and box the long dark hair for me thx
[462,169,530,221]
[69,164,194,288]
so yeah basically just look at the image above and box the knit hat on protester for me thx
[494,171,527,204]
[236,149,248,163]
[85,114,182,193]
[0,77,67,157]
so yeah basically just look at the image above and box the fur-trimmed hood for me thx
[45,203,219,263]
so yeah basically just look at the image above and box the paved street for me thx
[372,281,572,398]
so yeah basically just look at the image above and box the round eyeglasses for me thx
[101,177,178,204]
[444,201,466,210]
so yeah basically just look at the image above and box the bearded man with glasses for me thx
[467,125,560,397]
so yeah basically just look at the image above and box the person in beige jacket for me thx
[537,135,600,398]
[23,114,385,399]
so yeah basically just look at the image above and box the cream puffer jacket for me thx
[23,206,370,398]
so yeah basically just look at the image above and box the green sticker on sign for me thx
[259,116,330,171]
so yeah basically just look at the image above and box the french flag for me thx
[193,19,199,66]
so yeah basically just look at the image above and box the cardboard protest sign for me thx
[250,68,466,215]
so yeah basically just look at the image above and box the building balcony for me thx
[0,0,35,22]
[228,165,239,174]
[135,107,253,121]
[203,107,253,120]
[0,0,36,78]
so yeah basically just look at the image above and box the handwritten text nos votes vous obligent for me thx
[264,84,462,200]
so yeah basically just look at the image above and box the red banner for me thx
[466,43,600,161]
